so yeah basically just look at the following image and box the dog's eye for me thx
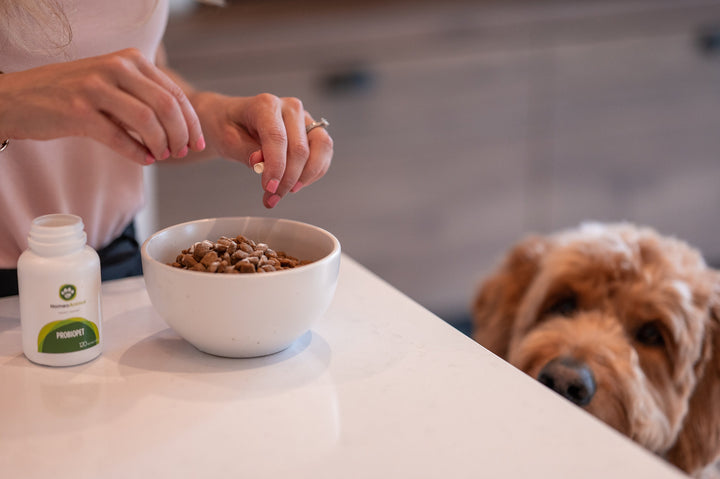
[635,321,665,348]
[545,293,578,317]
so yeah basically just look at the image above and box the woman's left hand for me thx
[192,92,333,209]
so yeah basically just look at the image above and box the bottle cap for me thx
[27,214,87,256]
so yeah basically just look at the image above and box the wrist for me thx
[189,90,225,114]
[189,91,226,158]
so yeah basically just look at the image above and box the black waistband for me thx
[0,221,143,298]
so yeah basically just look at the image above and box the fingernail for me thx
[196,136,206,151]
[145,154,155,165]
[161,148,170,160]
[290,181,304,193]
[267,194,281,208]
[177,146,189,158]
[266,179,280,194]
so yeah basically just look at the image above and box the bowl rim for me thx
[140,216,341,279]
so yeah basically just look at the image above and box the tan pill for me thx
[253,162,264,174]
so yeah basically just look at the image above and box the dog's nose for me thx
[537,357,596,406]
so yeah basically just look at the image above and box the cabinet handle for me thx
[697,26,720,55]
[319,67,375,95]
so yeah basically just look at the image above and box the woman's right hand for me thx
[0,48,204,164]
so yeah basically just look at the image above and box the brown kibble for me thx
[169,234,313,274]
[200,250,219,267]
[279,257,298,268]
[193,240,213,261]
[238,261,256,273]
[181,254,198,267]
[231,250,249,263]
[222,239,238,255]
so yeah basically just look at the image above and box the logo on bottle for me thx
[59,284,77,301]
[37,318,99,353]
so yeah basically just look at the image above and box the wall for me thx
[150,0,720,326]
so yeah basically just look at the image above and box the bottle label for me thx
[37,318,100,353]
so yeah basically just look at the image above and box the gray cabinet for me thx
[544,31,720,261]
[156,0,720,320]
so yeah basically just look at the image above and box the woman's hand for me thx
[0,48,204,164]
[191,92,333,209]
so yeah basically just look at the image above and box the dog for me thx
[472,222,720,477]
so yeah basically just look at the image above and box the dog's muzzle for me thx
[537,356,597,406]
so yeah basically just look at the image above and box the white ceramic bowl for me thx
[141,217,341,357]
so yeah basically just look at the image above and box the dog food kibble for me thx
[168,235,311,274]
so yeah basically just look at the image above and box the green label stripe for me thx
[37,318,99,353]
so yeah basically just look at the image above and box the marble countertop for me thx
[0,255,686,478]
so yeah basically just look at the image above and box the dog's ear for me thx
[472,235,548,359]
[665,272,720,474]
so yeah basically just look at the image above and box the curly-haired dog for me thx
[472,223,720,476]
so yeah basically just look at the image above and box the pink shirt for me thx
[0,0,168,268]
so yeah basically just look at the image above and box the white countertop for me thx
[0,255,686,478]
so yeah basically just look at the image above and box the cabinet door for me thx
[546,31,720,259]
[157,38,534,313]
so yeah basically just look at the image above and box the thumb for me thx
[219,124,261,167]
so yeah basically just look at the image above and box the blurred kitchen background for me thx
[140,0,720,335]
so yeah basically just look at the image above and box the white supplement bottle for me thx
[17,214,103,366]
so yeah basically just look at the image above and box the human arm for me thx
[0,44,333,209]
[155,44,334,209]
[0,48,205,165]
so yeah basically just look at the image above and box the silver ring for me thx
[306,117,329,134]
[0,139,8,152]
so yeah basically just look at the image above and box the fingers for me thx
[270,99,309,197]
[249,94,288,196]
[294,121,333,191]
[85,112,154,166]
[198,92,332,209]
[133,58,204,155]
[95,49,204,161]
[263,113,332,208]
[95,87,170,162]
[249,96,332,209]
[0,48,205,167]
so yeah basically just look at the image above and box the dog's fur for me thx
[472,223,720,476]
